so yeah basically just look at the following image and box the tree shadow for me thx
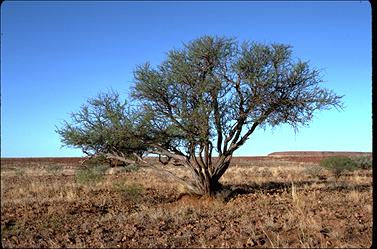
[221,180,371,202]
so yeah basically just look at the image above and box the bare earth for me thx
[1,153,372,248]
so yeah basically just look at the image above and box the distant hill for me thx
[268,151,372,157]
[1,151,372,166]
[266,151,372,163]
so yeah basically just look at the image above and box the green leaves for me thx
[320,156,358,179]
[57,35,344,191]
[56,35,346,196]
[56,91,149,157]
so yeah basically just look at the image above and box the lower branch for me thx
[212,154,233,180]
[101,151,203,195]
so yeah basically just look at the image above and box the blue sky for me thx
[1,1,372,157]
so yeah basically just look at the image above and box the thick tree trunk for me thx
[212,160,231,183]
[104,151,233,198]
[198,176,222,197]
[211,154,232,182]
[192,159,231,197]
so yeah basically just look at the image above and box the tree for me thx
[57,36,343,196]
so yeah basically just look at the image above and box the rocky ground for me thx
[1,158,373,248]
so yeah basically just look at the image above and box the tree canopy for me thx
[57,36,343,196]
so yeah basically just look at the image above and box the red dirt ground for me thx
[1,151,371,165]
[0,151,372,248]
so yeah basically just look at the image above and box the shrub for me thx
[83,155,109,167]
[113,180,144,199]
[304,165,324,179]
[15,168,25,176]
[123,164,140,172]
[350,155,372,170]
[320,156,357,179]
[84,155,140,172]
[46,164,62,175]
[258,168,273,177]
[123,183,144,198]
[75,165,107,185]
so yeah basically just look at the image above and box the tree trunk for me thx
[193,161,231,197]
[200,176,222,197]
[210,154,232,182]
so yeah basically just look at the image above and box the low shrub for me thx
[83,155,140,171]
[304,165,324,179]
[123,164,140,172]
[113,180,144,199]
[46,164,62,175]
[14,168,25,176]
[75,165,107,185]
[83,155,109,167]
[124,183,144,197]
[350,155,372,170]
[320,156,358,179]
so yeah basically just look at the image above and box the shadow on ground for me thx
[220,180,371,202]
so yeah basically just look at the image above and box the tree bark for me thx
[102,150,233,197]
[197,174,222,197]
[189,156,232,197]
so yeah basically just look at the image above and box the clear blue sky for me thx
[1,1,372,157]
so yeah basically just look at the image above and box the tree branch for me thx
[211,87,223,155]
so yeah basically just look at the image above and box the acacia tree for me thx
[57,36,343,196]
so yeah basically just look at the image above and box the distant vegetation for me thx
[319,156,365,179]
[350,155,373,170]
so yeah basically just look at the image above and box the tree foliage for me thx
[57,91,147,160]
[57,36,343,196]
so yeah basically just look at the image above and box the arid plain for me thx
[1,152,372,248]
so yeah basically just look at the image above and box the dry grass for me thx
[1,160,373,248]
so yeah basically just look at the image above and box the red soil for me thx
[1,151,372,166]
[268,151,372,157]
[267,151,372,163]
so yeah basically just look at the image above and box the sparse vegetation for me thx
[14,167,25,176]
[1,156,372,248]
[112,179,144,199]
[75,165,107,185]
[304,165,325,180]
[320,156,358,179]
[350,155,372,170]
[46,164,62,175]
[83,154,109,167]
[123,163,140,172]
